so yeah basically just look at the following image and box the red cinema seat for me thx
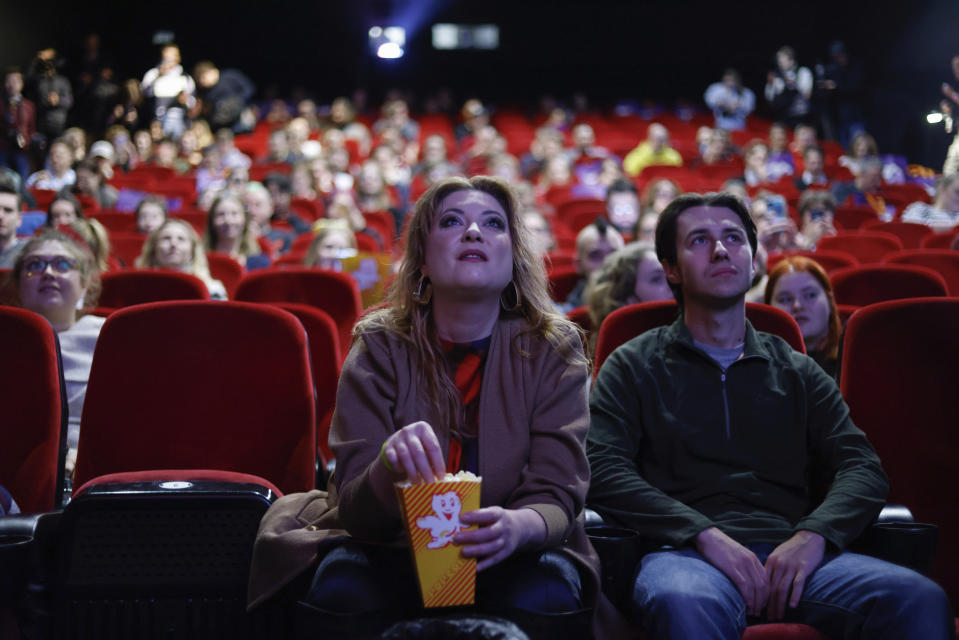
[861,220,934,250]
[60,301,316,637]
[830,264,948,307]
[883,249,959,296]
[840,298,959,606]
[106,231,146,266]
[98,269,211,309]
[817,231,903,264]
[234,268,362,364]
[919,229,959,249]
[0,307,67,513]
[593,300,805,379]
[547,266,583,304]
[91,211,139,233]
[271,303,341,466]
[290,197,323,222]
[73,301,316,495]
[833,206,879,230]
[206,252,246,299]
[556,198,607,227]
[768,249,859,275]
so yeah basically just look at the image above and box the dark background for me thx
[2,0,958,166]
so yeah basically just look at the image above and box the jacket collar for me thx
[664,314,772,363]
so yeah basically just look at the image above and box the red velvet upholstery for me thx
[547,266,583,303]
[593,300,805,379]
[234,268,362,363]
[840,298,959,607]
[833,206,879,230]
[73,301,316,496]
[98,269,211,309]
[883,249,959,296]
[768,249,859,275]
[829,264,948,307]
[817,231,903,264]
[566,305,593,334]
[0,307,65,513]
[90,211,140,233]
[919,229,959,249]
[107,231,147,267]
[556,198,606,230]
[206,251,246,299]
[74,469,282,498]
[861,220,935,250]
[271,303,341,465]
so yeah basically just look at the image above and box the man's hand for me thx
[764,530,825,620]
[694,527,769,616]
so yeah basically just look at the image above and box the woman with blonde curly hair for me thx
[585,242,674,354]
[248,175,619,639]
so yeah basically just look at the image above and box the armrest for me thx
[876,503,914,524]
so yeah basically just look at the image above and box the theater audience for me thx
[839,131,879,176]
[766,256,843,378]
[605,178,641,234]
[794,145,830,191]
[136,217,226,299]
[26,138,75,191]
[134,195,168,234]
[13,227,104,476]
[522,209,555,259]
[0,180,27,267]
[704,68,755,131]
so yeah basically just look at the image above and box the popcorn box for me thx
[395,472,482,608]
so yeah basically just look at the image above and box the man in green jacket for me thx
[586,192,953,639]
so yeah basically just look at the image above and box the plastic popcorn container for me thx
[395,471,482,607]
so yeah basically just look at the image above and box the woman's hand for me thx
[454,507,547,571]
[379,421,446,484]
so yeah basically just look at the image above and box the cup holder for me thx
[0,534,33,603]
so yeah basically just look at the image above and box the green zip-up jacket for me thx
[586,317,888,551]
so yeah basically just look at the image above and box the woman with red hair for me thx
[765,256,843,378]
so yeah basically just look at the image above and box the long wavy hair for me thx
[354,175,585,432]
[764,256,842,359]
[136,218,214,281]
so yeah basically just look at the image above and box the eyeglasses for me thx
[23,256,77,276]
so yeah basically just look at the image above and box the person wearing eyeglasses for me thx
[12,227,103,478]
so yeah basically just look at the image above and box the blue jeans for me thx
[632,545,954,639]
[307,542,583,616]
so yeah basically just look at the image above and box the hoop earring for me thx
[500,280,521,312]
[413,274,432,305]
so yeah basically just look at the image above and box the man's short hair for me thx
[605,178,637,203]
[655,192,757,308]
[797,190,837,216]
[803,145,824,160]
[263,172,293,194]
[0,176,22,211]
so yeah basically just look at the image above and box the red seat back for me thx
[883,249,959,296]
[74,301,316,495]
[840,298,959,605]
[817,231,904,264]
[861,220,934,250]
[99,269,211,309]
[0,307,66,513]
[593,300,805,379]
[830,264,948,307]
[547,266,583,303]
[234,268,362,363]
[91,211,140,233]
[205,252,246,299]
[919,229,959,249]
[768,249,859,275]
[271,303,341,465]
[107,231,146,267]
[833,206,879,230]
